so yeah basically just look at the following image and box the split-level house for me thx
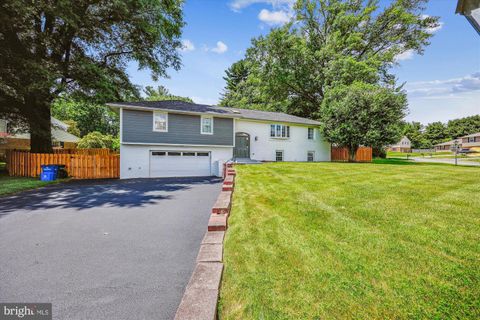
[108,101,331,178]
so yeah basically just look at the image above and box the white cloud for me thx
[229,0,294,11]
[210,41,228,54]
[180,39,195,52]
[258,8,291,25]
[395,49,415,61]
[405,73,480,123]
[406,73,480,98]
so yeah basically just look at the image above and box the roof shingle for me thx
[108,100,320,126]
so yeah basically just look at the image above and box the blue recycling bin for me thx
[40,165,59,181]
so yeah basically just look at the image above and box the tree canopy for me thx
[0,0,184,152]
[320,82,407,160]
[401,115,480,149]
[221,0,439,116]
[144,85,193,103]
[220,0,439,159]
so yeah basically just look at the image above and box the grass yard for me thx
[219,161,480,319]
[0,162,62,196]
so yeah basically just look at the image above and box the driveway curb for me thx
[174,165,236,320]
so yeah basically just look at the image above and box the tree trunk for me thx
[27,98,53,153]
[348,145,359,162]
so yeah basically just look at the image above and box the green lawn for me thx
[219,161,480,319]
[0,162,62,196]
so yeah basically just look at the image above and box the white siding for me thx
[235,119,331,162]
[120,144,233,179]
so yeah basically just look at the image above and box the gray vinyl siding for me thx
[122,109,234,146]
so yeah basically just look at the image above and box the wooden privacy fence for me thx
[331,146,372,162]
[6,150,119,179]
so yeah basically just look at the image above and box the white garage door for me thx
[149,151,212,177]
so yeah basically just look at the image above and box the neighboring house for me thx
[434,139,460,152]
[456,0,480,35]
[108,101,331,178]
[434,132,480,152]
[459,132,480,150]
[0,117,80,158]
[388,136,411,153]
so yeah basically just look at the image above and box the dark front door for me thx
[234,133,250,158]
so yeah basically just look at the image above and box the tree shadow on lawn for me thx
[0,176,221,216]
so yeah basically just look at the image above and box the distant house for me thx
[0,117,80,158]
[456,0,480,35]
[388,136,411,153]
[434,132,480,152]
[434,139,459,152]
[459,132,480,150]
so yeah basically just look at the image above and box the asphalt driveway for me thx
[0,177,222,320]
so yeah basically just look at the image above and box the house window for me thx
[308,128,314,140]
[270,124,290,138]
[275,150,284,162]
[307,151,315,162]
[201,116,213,134]
[153,111,168,132]
[468,137,475,143]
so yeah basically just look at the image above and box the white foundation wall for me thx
[120,144,233,179]
[235,119,331,161]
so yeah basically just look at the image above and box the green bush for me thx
[77,131,117,150]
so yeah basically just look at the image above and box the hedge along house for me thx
[0,117,80,160]
[108,101,331,179]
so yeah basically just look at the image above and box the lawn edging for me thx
[174,164,236,320]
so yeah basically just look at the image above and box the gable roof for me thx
[107,100,320,126]
[434,139,458,147]
[6,117,80,142]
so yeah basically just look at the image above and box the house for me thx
[107,101,331,178]
[459,132,480,150]
[434,139,459,152]
[0,117,80,159]
[456,0,480,35]
[434,132,480,152]
[388,136,411,153]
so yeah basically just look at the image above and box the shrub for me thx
[77,131,116,150]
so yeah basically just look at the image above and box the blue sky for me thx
[127,0,480,125]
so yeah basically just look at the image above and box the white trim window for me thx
[307,151,315,162]
[153,111,168,132]
[201,116,214,135]
[307,128,314,140]
[270,124,290,138]
[275,150,284,162]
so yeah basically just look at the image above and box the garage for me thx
[149,150,212,177]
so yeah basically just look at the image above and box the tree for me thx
[51,99,119,137]
[446,115,480,139]
[402,121,427,149]
[320,82,407,161]
[63,120,81,137]
[0,0,184,152]
[144,86,193,103]
[222,0,438,118]
[77,131,116,150]
[424,122,448,147]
